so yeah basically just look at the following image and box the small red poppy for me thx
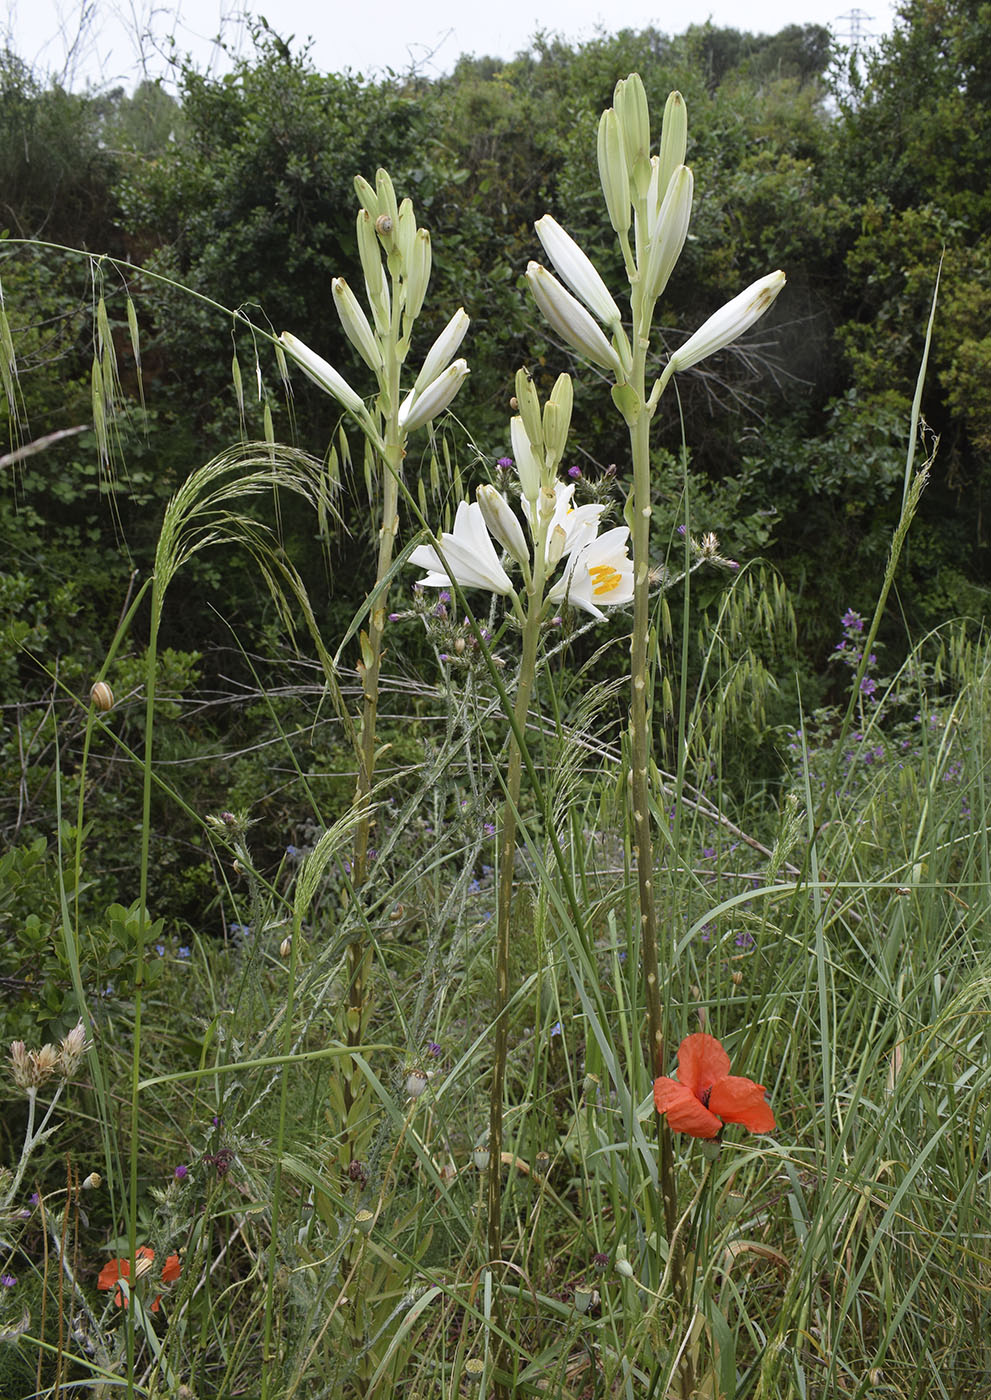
[97,1246,181,1311]
[653,1033,775,1139]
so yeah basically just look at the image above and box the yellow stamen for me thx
[590,564,622,595]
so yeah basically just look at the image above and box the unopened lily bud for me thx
[542,373,573,470]
[411,308,470,400]
[399,359,469,433]
[477,485,529,564]
[534,216,622,330]
[375,168,400,236]
[514,368,544,458]
[396,197,416,271]
[526,264,623,376]
[657,91,688,199]
[332,278,382,373]
[642,166,693,304]
[356,210,391,334]
[406,229,432,321]
[353,174,380,219]
[597,107,631,235]
[669,270,786,374]
[614,74,652,196]
[279,333,365,416]
[510,416,541,504]
[546,524,567,570]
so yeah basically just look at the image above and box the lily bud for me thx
[668,270,786,374]
[399,359,469,432]
[526,263,623,376]
[597,108,631,235]
[542,373,573,471]
[279,333,365,415]
[411,308,470,400]
[510,415,541,503]
[477,484,529,564]
[353,174,380,220]
[332,278,382,373]
[534,216,622,330]
[375,168,400,237]
[546,523,567,570]
[642,166,693,304]
[657,91,688,199]
[514,368,544,458]
[396,197,416,272]
[357,210,390,335]
[615,74,652,197]
[406,229,432,321]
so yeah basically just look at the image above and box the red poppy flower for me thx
[97,1246,181,1311]
[653,1033,775,1139]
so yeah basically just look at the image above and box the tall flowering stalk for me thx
[526,77,784,1261]
[280,170,470,1110]
[407,370,633,1368]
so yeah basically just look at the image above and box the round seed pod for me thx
[89,682,114,712]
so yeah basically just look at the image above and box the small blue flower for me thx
[178,946,191,960]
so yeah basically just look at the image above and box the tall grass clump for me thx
[1,73,990,1400]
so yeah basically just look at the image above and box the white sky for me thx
[5,0,895,90]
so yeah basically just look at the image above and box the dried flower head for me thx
[9,1040,61,1091]
[58,1021,90,1080]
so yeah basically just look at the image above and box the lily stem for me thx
[487,585,542,1397]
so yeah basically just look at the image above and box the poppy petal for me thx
[654,1077,722,1138]
[97,1259,123,1291]
[676,1033,731,1098]
[161,1253,181,1284]
[708,1075,776,1134]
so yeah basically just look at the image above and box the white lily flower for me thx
[522,481,605,565]
[279,332,365,415]
[526,263,624,376]
[477,484,529,565]
[535,216,622,330]
[399,359,469,433]
[669,270,786,374]
[547,526,634,620]
[411,308,470,400]
[408,500,514,596]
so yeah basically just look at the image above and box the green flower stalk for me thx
[526,77,785,1308]
[406,379,634,1354]
[280,168,470,1141]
